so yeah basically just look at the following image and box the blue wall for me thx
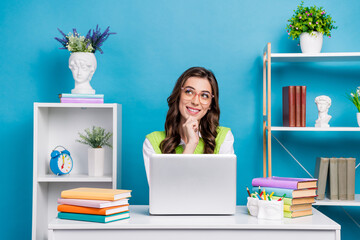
[1,0,359,239]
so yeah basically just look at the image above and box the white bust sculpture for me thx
[69,52,97,94]
[315,95,332,128]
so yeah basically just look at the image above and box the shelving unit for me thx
[262,43,359,206]
[32,103,121,240]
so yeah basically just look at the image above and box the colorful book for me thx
[314,157,330,200]
[346,158,356,200]
[252,186,317,198]
[284,208,312,218]
[300,86,306,127]
[283,203,312,212]
[271,196,315,205]
[59,93,104,98]
[283,86,296,127]
[58,211,130,223]
[338,158,347,200]
[60,98,104,103]
[61,188,132,201]
[57,204,129,215]
[295,86,301,127]
[57,198,129,208]
[252,176,317,190]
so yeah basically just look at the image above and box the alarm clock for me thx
[50,146,73,175]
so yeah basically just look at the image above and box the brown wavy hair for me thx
[160,67,220,154]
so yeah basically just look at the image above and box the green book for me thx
[58,211,130,223]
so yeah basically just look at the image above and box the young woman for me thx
[143,67,234,183]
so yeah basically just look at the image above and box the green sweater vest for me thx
[146,126,230,154]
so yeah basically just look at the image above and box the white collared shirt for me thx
[143,130,234,184]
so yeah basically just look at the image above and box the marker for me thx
[246,187,251,197]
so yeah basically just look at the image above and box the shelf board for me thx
[313,194,360,206]
[34,102,117,108]
[270,52,360,62]
[37,174,112,182]
[269,126,360,132]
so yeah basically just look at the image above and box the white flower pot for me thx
[88,148,104,176]
[357,113,360,127]
[300,31,323,54]
[69,52,97,94]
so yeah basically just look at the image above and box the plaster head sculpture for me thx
[246,197,259,217]
[69,52,97,94]
[257,200,283,220]
[315,95,332,128]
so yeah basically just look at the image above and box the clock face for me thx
[57,154,73,174]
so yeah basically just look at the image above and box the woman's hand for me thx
[182,117,199,153]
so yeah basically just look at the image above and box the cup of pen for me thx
[246,188,284,220]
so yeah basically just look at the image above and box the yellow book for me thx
[283,203,312,212]
[61,188,132,201]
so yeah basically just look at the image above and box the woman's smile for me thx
[186,106,201,115]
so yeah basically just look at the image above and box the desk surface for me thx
[49,205,340,231]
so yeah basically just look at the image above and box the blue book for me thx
[251,186,317,198]
[59,93,104,99]
[58,211,130,223]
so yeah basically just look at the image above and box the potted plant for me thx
[347,88,360,127]
[77,126,113,176]
[55,25,116,94]
[286,1,337,53]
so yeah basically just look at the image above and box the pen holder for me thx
[257,199,283,220]
[246,197,259,217]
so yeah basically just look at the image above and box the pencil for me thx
[268,194,271,201]
[246,187,251,197]
[258,186,261,194]
[278,194,286,201]
[269,192,274,198]
[255,192,262,200]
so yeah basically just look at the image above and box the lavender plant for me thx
[55,25,115,54]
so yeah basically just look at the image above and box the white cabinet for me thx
[262,43,360,206]
[32,103,121,240]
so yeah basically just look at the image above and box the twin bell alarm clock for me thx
[50,146,73,175]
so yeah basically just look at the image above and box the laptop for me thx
[149,154,236,215]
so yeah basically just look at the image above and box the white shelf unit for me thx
[263,43,360,206]
[32,103,121,240]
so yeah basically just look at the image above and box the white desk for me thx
[48,205,341,240]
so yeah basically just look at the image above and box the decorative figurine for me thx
[315,95,332,128]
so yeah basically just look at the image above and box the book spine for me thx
[59,93,104,98]
[252,178,298,189]
[282,86,296,127]
[301,86,306,127]
[338,158,347,200]
[251,187,293,198]
[60,98,104,104]
[328,157,338,200]
[314,157,329,200]
[295,86,301,127]
[346,158,356,200]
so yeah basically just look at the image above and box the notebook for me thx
[149,154,236,215]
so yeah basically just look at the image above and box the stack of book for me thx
[57,187,132,223]
[283,86,306,127]
[252,176,317,218]
[315,157,356,201]
[59,93,104,104]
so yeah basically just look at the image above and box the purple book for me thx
[57,198,129,208]
[252,176,317,190]
[60,97,104,103]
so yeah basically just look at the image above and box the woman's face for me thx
[178,77,212,122]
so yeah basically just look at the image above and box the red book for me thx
[283,86,296,127]
[301,86,306,127]
[295,86,301,127]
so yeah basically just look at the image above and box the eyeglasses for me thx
[181,87,214,105]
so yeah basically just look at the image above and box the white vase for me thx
[299,31,323,54]
[69,52,97,94]
[357,113,360,127]
[88,148,105,176]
